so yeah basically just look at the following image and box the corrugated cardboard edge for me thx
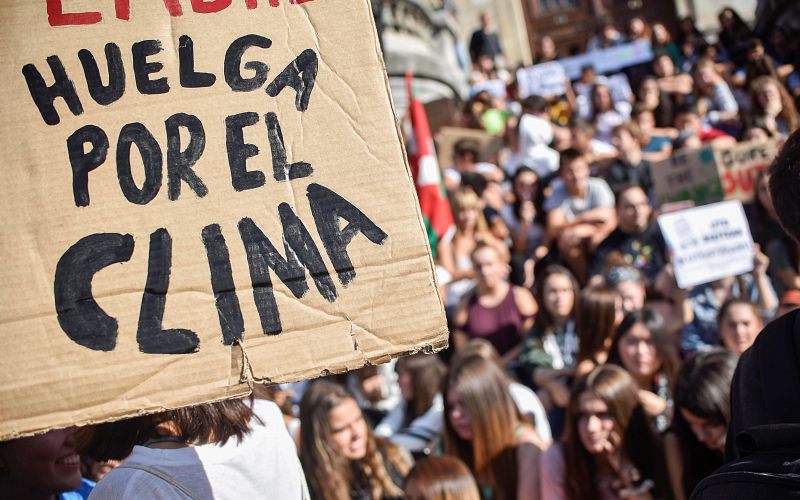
[3,0,448,440]
[2,343,251,440]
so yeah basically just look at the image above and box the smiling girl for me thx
[300,381,411,500]
[541,365,669,499]
[0,427,85,500]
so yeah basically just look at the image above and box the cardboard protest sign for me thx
[435,127,504,169]
[652,147,725,206]
[716,140,777,203]
[516,61,567,98]
[0,0,448,440]
[652,141,778,206]
[658,201,755,289]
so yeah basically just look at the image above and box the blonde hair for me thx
[452,189,490,234]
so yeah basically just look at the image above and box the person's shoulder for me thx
[512,285,536,307]
[587,176,613,190]
[88,465,168,500]
[541,442,565,471]
[250,399,284,426]
[587,176,615,201]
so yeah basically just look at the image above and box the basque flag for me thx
[405,72,454,258]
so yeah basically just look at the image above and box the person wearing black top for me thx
[468,12,503,64]
[605,123,653,197]
[590,185,666,283]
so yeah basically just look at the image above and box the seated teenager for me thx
[458,339,553,445]
[717,298,764,355]
[540,365,671,499]
[608,310,679,432]
[452,243,537,364]
[444,353,544,500]
[519,265,580,438]
[544,149,616,283]
[664,350,737,500]
[300,381,412,500]
[375,354,447,456]
[590,185,667,284]
[604,124,653,196]
[680,244,777,354]
[574,286,622,379]
[631,105,674,163]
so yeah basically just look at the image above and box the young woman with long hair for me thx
[575,286,622,378]
[457,338,552,445]
[693,57,739,129]
[717,7,752,67]
[664,349,738,500]
[375,354,447,456]
[591,83,629,144]
[747,76,799,137]
[444,353,544,500]
[300,381,412,500]
[607,309,680,432]
[541,365,670,499]
[519,265,580,427]
[439,189,509,315]
[452,243,538,363]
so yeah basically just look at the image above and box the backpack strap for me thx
[117,463,202,500]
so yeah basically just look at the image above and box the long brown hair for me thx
[534,264,579,334]
[576,286,619,363]
[563,365,666,500]
[404,456,481,500]
[443,354,520,500]
[749,76,799,132]
[607,309,679,388]
[396,354,447,426]
[299,381,410,500]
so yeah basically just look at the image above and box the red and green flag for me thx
[405,72,454,258]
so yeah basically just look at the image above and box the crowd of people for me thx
[2,7,800,500]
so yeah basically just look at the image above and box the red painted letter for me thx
[244,0,258,8]
[47,0,102,26]
[162,0,184,16]
[191,0,232,13]
[115,0,131,20]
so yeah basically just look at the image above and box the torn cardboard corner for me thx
[0,0,448,440]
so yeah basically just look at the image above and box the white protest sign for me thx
[516,61,567,98]
[657,201,754,289]
[469,79,507,99]
[558,40,654,80]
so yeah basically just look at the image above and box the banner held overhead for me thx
[0,0,448,440]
